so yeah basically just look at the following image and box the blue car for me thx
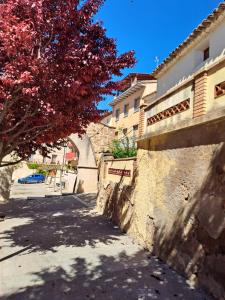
[18,174,45,184]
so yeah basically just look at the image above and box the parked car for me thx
[18,174,45,184]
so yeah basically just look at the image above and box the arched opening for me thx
[68,133,98,194]
[65,138,80,172]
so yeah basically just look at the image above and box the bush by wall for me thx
[27,162,39,170]
[111,137,137,158]
[37,169,48,176]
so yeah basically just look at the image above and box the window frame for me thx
[115,108,120,121]
[203,47,210,61]
[123,128,128,136]
[133,124,139,136]
[134,98,140,112]
[51,154,57,164]
[124,104,129,117]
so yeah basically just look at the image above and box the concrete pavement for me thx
[10,182,61,199]
[0,194,212,300]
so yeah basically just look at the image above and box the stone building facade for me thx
[86,122,115,163]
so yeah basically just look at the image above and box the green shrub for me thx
[37,169,48,176]
[111,137,137,158]
[27,162,39,170]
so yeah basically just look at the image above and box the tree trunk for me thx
[0,155,3,168]
[0,156,15,201]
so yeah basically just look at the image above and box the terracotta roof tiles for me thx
[152,2,225,77]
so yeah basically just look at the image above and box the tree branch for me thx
[0,88,22,124]
[0,158,23,168]
[4,123,54,157]
[0,104,38,135]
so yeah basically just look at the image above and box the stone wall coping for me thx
[138,107,225,142]
[104,157,137,162]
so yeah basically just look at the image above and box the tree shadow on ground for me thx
[97,165,138,233]
[4,251,208,300]
[96,121,225,299]
[76,193,97,207]
[0,193,211,300]
[0,195,121,253]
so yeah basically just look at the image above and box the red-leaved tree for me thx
[0,0,135,167]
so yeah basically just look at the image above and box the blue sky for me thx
[96,0,222,110]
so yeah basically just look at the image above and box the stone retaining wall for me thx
[97,118,225,300]
[97,157,137,230]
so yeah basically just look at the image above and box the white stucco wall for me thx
[210,21,225,58]
[145,84,194,135]
[69,134,98,193]
[142,81,157,99]
[157,17,225,97]
[157,51,195,97]
[30,147,66,165]
[12,162,33,181]
[70,134,96,168]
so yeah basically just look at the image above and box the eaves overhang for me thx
[109,82,145,107]
[151,2,225,78]
[146,53,225,112]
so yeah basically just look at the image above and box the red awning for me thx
[65,152,76,161]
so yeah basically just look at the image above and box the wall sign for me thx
[108,168,131,177]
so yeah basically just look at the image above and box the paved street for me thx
[0,193,212,300]
[10,182,47,199]
[10,182,61,199]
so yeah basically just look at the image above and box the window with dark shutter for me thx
[115,109,120,121]
[124,104,129,117]
[133,124,139,136]
[134,98,140,112]
[203,47,209,61]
